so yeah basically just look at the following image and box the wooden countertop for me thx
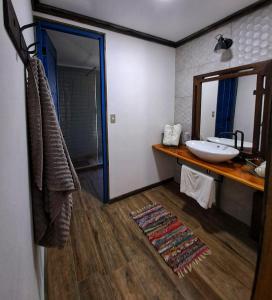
[153,144,264,191]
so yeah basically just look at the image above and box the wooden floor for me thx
[46,182,258,300]
[77,167,104,201]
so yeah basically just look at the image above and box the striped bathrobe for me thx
[26,58,80,248]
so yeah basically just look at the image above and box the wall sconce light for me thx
[214,34,233,53]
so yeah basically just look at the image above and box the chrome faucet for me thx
[219,130,244,151]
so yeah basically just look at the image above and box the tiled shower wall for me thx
[58,66,102,164]
[175,3,272,225]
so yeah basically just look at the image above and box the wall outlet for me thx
[110,114,116,123]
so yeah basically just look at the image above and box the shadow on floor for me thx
[160,182,258,252]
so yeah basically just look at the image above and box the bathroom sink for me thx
[186,140,239,163]
[207,137,252,149]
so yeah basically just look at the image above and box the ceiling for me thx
[40,0,258,42]
[47,29,100,69]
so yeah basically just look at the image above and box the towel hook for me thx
[24,42,40,55]
[20,22,38,57]
[20,22,37,33]
[4,0,40,64]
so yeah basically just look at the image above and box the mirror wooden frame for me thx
[251,60,272,299]
[191,60,272,158]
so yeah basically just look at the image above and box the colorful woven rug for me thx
[130,203,211,278]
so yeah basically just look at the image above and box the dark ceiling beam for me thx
[32,0,271,48]
[175,0,272,48]
[31,0,176,47]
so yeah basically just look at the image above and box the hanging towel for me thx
[26,58,80,248]
[180,165,215,209]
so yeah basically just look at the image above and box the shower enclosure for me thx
[58,66,103,198]
[58,67,102,168]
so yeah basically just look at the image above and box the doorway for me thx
[36,20,109,202]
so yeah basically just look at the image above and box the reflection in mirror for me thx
[200,75,257,150]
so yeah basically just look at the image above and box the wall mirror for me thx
[192,60,272,158]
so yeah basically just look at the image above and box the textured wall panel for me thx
[175,3,272,225]
[231,6,272,66]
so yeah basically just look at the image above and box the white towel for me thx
[180,165,215,209]
[163,124,182,146]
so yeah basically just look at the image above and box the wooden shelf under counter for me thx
[153,144,264,192]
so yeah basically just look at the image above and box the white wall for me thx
[0,1,44,299]
[234,75,257,141]
[200,81,219,140]
[106,33,175,198]
[33,12,176,199]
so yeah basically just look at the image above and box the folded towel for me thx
[180,165,215,209]
[255,161,266,178]
[27,58,80,248]
[163,124,182,146]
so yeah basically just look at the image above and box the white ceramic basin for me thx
[186,140,239,163]
[207,137,252,149]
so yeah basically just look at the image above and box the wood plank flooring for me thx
[46,182,258,300]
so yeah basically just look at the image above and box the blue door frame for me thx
[36,20,109,203]
[39,30,60,118]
